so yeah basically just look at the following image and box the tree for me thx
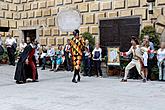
[140,26,160,50]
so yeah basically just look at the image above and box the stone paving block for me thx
[12,29,19,36]
[56,0,63,6]
[56,37,64,45]
[89,2,99,12]
[106,11,118,18]
[78,2,89,13]
[2,4,9,10]
[38,29,43,36]
[0,19,8,27]
[95,12,105,23]
[21,0,27,3]
[28,11,34,18]
[140,0,147,7]
[13,13,21,20]
[74,0,83,3]
[32,19,38,26]
[114,0,125,9]
[6,0,12,3]
[100,1,112,11]
[51,7,59,15]
[17,20,23,27]
[5,11,13,19]
[24,3,31,11]
[10,4,17,11]
[13,0,20,4]
[47,17,55,26]
[23,19,31,26]
[39,1,47,9]
[21,12,27,19]
[157,0,165,5]
[44,28,51,36]
[0,11,4,18]
[64,0,72,4]
[17,5,24,12]
[134,8,147,20]
[120,9,132,17]
[32,2,38,9]
[47,0,55,7]
[9,20,17,28]
[142,21,152,29]
[35,10,42,17]
[83,13,94,24]
[90,25,99,35]
[40,37,47,45]
[80,26,89,34]
[39,18,47,26]
[47,37,55,45]
[43,9,51,16]
[28,0,33,2]
[155,25,164,34]
[156,15,165,26]
[127,0,140,8]
[52,28,59,36]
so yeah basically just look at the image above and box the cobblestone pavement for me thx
[0,65,165,110]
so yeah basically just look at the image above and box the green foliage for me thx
[82,32,95,48]
[0,48,8,63]
[140,26,160,50]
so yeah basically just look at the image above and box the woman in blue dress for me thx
[54,45,64,71]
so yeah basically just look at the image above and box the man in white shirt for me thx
[5,34,17,66]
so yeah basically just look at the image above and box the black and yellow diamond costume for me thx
[70,29,85,83]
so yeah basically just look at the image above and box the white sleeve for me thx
[126,47,132,56]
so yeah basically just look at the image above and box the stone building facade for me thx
[0,0,165,48]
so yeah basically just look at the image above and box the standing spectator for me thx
[47,45,55,71]
[34,40,40,66]
[141,39,149,79]
[70,29,85,83]
[5,34,17,66]
[54,45,64,72]
[19,39,27,54]
[92,42,102,77]
[83,39,93,76]
[64,39,72,71]
[143,35,155,80]
[83,47,91,76]
[157,42,165,81]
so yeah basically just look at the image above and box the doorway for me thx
[23,29,36,42]
[99,16,140,56]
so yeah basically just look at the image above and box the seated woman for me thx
[54,45,64,72]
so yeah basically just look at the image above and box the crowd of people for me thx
[0,29,164,84]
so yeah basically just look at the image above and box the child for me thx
[157,42,165,81]
[92,42,102,77]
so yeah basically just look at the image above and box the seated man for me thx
[40,46,47,70]
[47,45,55,71]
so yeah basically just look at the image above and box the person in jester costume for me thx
[70,29,85,83]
